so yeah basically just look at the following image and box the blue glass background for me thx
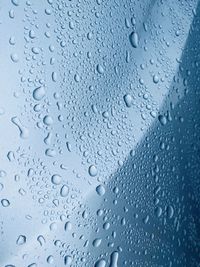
[0,0,200,266]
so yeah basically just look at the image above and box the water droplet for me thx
[51,174,62,185]
[9,9,15,19]
[96,184,105,196]
[64,255,72,266]
[64,221,72,231]
[103,222,110,230]
[52,71,57,82]
[16,235,26,245]
[153,75,159,84]
[27,264,37,267]
[11,117,29,139]
[60,185,69,197]
[9,36,16,45]
[37,235,45,246]
[7,151,15,161]
[96,64,104,74]
[166,205,174,219]
[49,222,57,231]
[33,86,45,101]
[88,165,98,177]
[47,255,54,264]
[29,30,36,39]
[1,199,10,207]
[155,206,162,217]
[93,238,102,247]
[123,94,133,107]
[109,251,119,267]
[44,132,52,145]
[74,74,80,82]
[10,53,19,63]
[45,148,56,157]
[95,259,106,267]
[32,47,40,54]
[130,31,139,48]
[0,183,4,191]
[158,115,167,126]
[11,0,19,6]
[43,115,53,126]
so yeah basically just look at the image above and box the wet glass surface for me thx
[0,0,200,266]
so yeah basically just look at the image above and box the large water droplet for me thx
[96,185,105,196]
[47,255,54,264]
[93,238,102,247]
[158,115,167,126]
[123,94,133,107]
[1,199,10,207]
[33,86,45,101]
[51,174,62,185]
[11,117,29,139]
[95,259,106,267]
[60,185,69,197]
[43,115,53,126]
[64,255,72,266]
[130,31,139,48]
[16,235,26,245]
[88,165,98,177]
[10,53,19,62]
[96,64,104,74]
[109,251,119,267]
[64,221,72,231]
